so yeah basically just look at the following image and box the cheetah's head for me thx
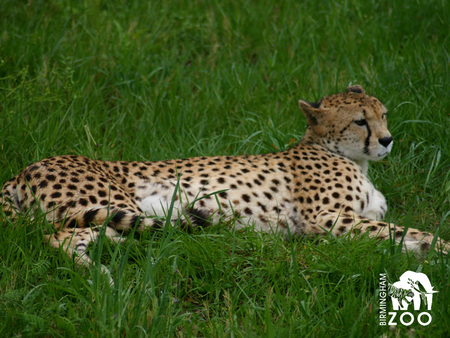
[298,85,393,166]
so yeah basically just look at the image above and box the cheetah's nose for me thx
[378,136,393,148]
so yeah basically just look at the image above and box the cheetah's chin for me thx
[377,142,393,158]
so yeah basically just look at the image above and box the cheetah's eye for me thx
[354,119,367,126]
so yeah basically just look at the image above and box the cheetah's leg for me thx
[44,208,160,268]
[311,212,449,255]
[46,204,215,267]
[44,226,123,266]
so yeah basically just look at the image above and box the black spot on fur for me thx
[65,200,77,208]
[130,215,141,228]
[152,219,164,229]
[257,202,267,212]
[83,209,99,224]
[68,219,77,228]
[420,242,430,251]
[112,211,127,224]
[46,174,56,181]
[187,208,211,227]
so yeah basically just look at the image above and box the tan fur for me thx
[1,85,448,266]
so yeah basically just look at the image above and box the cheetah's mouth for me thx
[377,150,390,158]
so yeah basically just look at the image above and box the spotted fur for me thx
[1,85,448,267]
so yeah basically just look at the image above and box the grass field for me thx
[1,0,449,336]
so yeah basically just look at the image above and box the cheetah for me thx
[1,85,448,267]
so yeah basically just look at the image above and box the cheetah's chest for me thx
[358,181,387,221]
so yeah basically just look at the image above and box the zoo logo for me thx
[383,271,438,326]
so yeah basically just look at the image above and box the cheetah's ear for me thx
[298,100,324,126]
[346,85,365,94]
[298,100,328,136]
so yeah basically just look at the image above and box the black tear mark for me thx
[363,124,372,154]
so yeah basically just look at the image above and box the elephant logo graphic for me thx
[388,271,438,311]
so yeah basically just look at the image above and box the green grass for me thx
[1,0,449,336]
